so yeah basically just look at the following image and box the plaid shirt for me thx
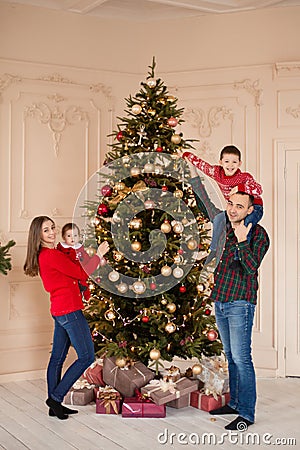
[189,176,270,304]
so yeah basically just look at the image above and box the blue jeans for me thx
[47,310,95,403]
[214,300,256,423]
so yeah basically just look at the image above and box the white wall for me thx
[1,2,300,379]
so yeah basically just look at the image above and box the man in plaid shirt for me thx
[189,169,269,431]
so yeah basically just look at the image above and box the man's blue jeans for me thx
[214,300,256,423]
[47,310,95,403]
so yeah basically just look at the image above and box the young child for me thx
[57,223,105,300]
[182,145,263,264]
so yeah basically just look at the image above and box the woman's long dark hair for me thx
[24,216,54,277]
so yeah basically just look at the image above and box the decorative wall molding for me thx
[233,79,262,106]
[274,62,300,78]
[24,102,90,156]
[0,73,22,99]
[286,105,300,119]
[184,106,233,138]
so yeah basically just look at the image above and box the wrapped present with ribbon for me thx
[141,377,198,406]
[196,356,229,395]
[190,389,230,412]
[64,379,95,406]
[83,358,105,387]
[160,365,181,383]
[95,385,121,414]
[122,393,166,418]
[103,356,154,398]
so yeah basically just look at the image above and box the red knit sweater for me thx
[183,152,263,205]
[38,247,99,316]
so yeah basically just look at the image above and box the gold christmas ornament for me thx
[172,267,184,279]
[130,166,141,177]
[174,254,183,264]
[108,270,120,282]
[171,134,181,144]
[166,303,176,313]
[182,217,189,225]
[173,222,184,234]
[115,356,127,368]
[149,348,161,360]
[161,265,172,277]
[132,280,147,294]
[144,199,155,209]
[86,246,96,257]
[112,212,122,223]
[129,218,142,229]
[131,240,142,252]
[147,78,156,88]
[131,104,142,115]
[165,322,176,333]
[173,189,183,199]
[161,297,167,305]
[104,309,116,321]
[192,364,202,375]
[160,220,171,233]
[117,282,128,294]
[187,238,198,250]
[196,283,205,293]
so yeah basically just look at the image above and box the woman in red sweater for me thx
[24,216,109,420]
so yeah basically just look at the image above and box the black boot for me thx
[49,405,78,416]
[46,397,68,420]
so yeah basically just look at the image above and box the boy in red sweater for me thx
[182,145,263,265]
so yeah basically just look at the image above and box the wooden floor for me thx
[0,377,299,449]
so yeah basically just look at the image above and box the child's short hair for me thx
[61,222,80,238]
[220,145,241,161]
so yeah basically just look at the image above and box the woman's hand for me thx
[97,241,109,258]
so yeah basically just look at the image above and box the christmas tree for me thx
[0,240,16,275]
[78,59,222,368]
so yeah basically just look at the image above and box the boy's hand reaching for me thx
[229,186,238,195]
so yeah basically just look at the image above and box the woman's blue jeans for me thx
[215,300,256,423]
[47,310,95,403]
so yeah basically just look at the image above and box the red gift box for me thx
[94,386,121,414]
[122,397,166,418]
[83,359,105,386]
[190,390,230,412]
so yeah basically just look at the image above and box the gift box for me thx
[160,365,181,382]
[167,393,190,409]
[103,357,154,398]
[190,390,230,412]
[122,397,166,418]
[95,386,121,414]
[141,377,198,406]
[64,379,95,406]
[83,358,105,387]
[196,356,229,395]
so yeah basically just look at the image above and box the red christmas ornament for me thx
[101,185,113,197]
[142,315,149,323]
[156,146,163,153]
[150,282,157,290]
[97,203,109,216]
[204,308,211,316]
[178,249,184,255]
[116,131,123,141]
[201,301,206,307]
[162,185,168,192]
[179,285,186,293]
[167,117,178,127]
[207,329,218,341]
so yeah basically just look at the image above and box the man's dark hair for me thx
[236,191,254,206]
